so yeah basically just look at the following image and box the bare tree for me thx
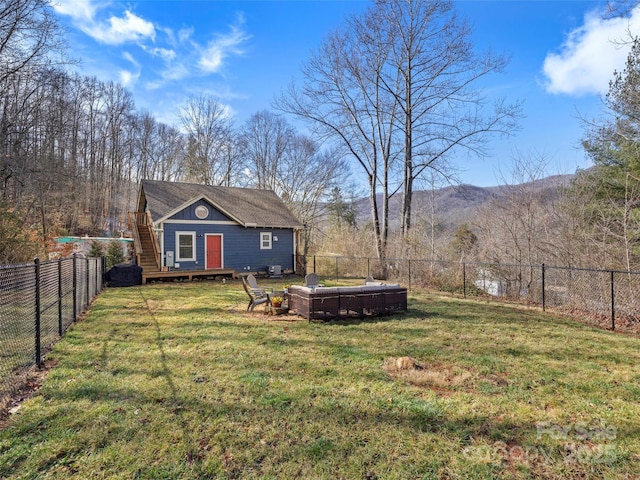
[239,110,292,189]
[473,151,570,296]
[0,0,67,85]
[276,8,400,266]
[179,94,237,185]
[240,111,349,256]
[133,113,185,182]
[277,0,520,265]
[478,152,549,264]
[375,0,521,236]
[155,123,186,181]
[278,136,349,259]
[419,169,448,261]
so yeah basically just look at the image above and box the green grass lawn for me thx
[1,278,639,479]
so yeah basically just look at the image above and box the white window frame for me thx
[260,232,272,250]
[176,231,196,261]
[195,205,209,219]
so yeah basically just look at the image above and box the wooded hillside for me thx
[1,0,637,272]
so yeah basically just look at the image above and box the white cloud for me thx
[119,69,139,87]
[144,80,164,91]
[161,63,190,81]
[143,46,176,62]
[178,27,194,44]
[198,17,251,73]
[543,7,640,96]
[54,0,155,45]
[86,10,155,45]
[54,0,250,103]
[52,0,98,22]
[119,52,140,87]
[122,51,139,67]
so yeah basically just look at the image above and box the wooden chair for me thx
[242,276,270,311]
[305,273,320,288]
[246,274,272,294]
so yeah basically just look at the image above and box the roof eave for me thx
[154,194,245,225]
[243,223,305,230]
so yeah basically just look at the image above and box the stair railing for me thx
[128,212,143,266]
[128,211,161,270]
[146,211,161,270]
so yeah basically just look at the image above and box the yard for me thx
[0,278,639,479]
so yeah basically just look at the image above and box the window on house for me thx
[260,232,272,250]
[195,205,209,219]
[176,232,196,261]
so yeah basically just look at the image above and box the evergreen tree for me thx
[449,223,477,262]
[88,240,104,258]
[327,187,357,229]
[578,37,640,270]
[106,240,126,269]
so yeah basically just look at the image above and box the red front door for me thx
[206,234,222,269]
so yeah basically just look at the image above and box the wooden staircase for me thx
[129,212,161,273]
[137,223,160,272]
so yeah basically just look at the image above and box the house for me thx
[129,180,304,283]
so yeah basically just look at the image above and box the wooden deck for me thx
[142,268,237,284]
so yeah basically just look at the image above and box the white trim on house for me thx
[160,228,165,267]
[175,231,196,261]
[260,232,272,250]
[157,194,245,225]
[164,219,238,226]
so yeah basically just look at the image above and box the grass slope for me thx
[0,279,639,479]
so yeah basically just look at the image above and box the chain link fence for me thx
[304,255,639,334]
[0,255,105,409]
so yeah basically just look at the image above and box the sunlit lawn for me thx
[0,278,639,479]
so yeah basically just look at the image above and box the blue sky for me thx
[53,0,640,187]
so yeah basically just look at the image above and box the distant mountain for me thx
[352,173,576,230]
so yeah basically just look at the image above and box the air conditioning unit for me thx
[268,265,282,278]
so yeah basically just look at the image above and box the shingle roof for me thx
[140,180,304,229]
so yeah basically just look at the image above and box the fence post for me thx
[72,254,77,321]
[335,256,339,282]
[86,257,90,307]
[34,258,42,368]
[58,258,63,336]
[313,255,316,274]
[611,270,615,331]
[463,262,466,298]
[541,263,546,312]
[367,257,370,278]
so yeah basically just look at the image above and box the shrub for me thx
[106,240,126,269]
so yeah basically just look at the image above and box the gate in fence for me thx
[0,255,105,405]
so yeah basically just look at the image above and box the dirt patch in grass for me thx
[228,304,306,323]
[0,358,58,429]
[382,356,508,394]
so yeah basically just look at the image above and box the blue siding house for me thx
[132,180,304,280]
